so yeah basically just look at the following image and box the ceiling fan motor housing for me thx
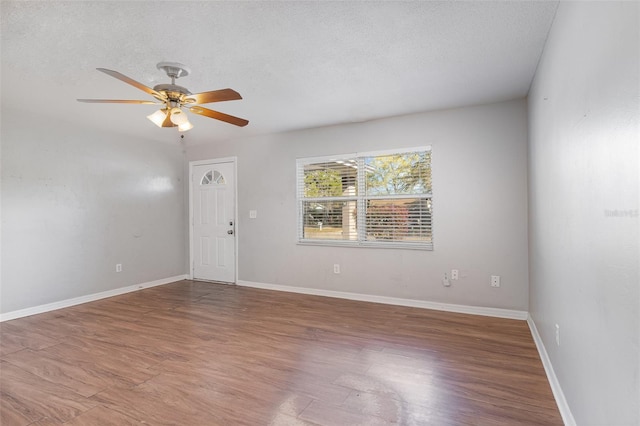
[152,83,192,101]
[154,62,193,103]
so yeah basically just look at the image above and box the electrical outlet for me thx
[555,324,560,346]
[333,264,340,274]
[491,275,500,287]
[451,269,459,280]
[249,210,257,219]
[116,264,122,273]
[442,273,451,287]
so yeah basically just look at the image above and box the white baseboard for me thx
[237,280,528,320]
[527,314,576,426]
[0,274,189,322]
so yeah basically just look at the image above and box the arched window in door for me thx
[201,170,225,185]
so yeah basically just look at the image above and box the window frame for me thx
[296,146,433,250]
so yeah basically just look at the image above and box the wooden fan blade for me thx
[184,88,242,105]
[189,106,249,127]
[77,99,160,104]
[96,68,165,100]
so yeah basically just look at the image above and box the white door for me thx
[191,161,236,282]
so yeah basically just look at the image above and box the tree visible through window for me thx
[296,148,433,249]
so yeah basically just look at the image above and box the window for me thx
[201,170,225,185]
[297,147,433,250]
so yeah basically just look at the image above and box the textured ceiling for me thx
[1,1,558,145]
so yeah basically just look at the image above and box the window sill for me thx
[297,240,433,251]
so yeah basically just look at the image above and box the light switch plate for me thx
[249,210,257,219]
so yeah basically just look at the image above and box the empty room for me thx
[1,1,638,425]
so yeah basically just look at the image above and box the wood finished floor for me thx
[0,280,562,425]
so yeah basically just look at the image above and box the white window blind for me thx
[296,147,433,250]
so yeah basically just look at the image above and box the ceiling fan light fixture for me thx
[147,109,168,127]
[169,107,189,125]
[178,121,194,132]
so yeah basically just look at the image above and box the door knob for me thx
[227,230,234,235]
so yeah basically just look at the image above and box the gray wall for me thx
[188,99,530,311]
[528,2,639,424]
[1,109,187,314]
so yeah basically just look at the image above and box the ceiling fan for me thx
[78,62,248,131]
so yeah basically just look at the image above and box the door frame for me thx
[188,156,239,283]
